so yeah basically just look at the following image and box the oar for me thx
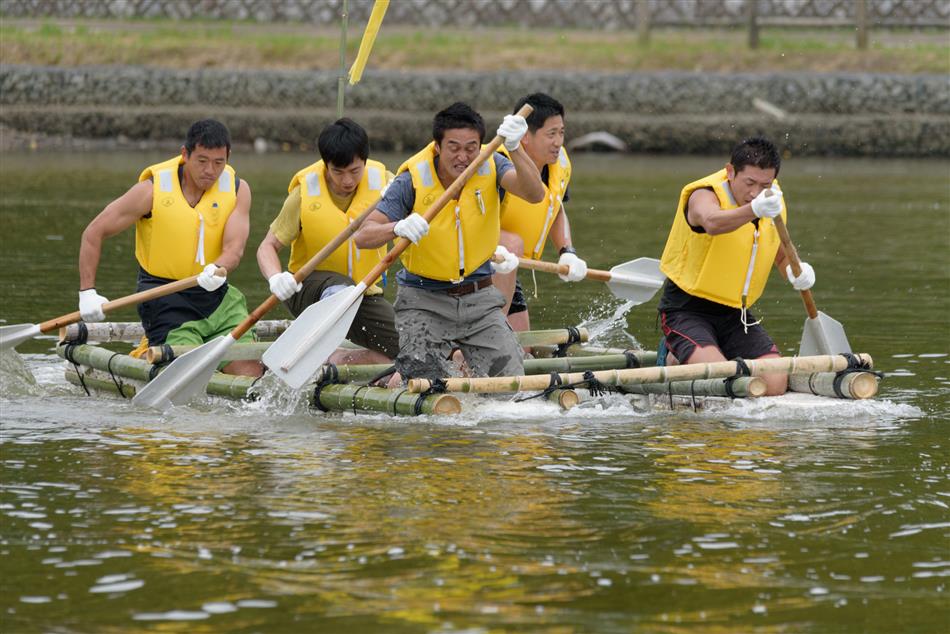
[773,216,852,356]
[262,104,535,390]
[131,193,386,411]
[500,255,665,304]
[0,269,224,351]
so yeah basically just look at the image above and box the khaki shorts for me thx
[393,284,524,381]
[285,269,400,359]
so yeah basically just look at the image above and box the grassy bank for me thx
[1,18,947,74]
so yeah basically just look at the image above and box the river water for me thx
[1,150,947,632]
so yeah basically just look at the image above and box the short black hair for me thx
[432,102,485,144]
[514,92,565,132]
[730,136,781,176]
[184,119,231,155]
[318,118,370,167]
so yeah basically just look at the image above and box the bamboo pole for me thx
[855,0,869,50]
[314,383,461,415]
[408,354,874,394]
[788,371,878,400]
[61,320,294,344]
[547,389,579,410]
[621,377,765,398]
[747,0,760,49]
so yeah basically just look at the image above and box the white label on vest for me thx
[367,166,382,191]
[305,171,321,197]
[218,171,233,193]
[417,161,433,187]
[477,160,490,176]
[158,169,173,193]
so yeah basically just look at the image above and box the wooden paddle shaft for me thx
[39,268,224,334]
[512,256,611,282]
[773,216,819,320]
[407,353,873,394]
[354,104,534,290]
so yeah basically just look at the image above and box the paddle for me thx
[131,193,386,411]
[262,104,535,390]
[499,255,665,305]
[0,268,225,351]
[773,216,852,356]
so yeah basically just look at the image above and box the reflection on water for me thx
[1,152,947,631]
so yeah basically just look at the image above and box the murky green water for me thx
[1,150,947,632]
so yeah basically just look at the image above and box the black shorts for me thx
[660,309,779,363]
[508,279,528,315]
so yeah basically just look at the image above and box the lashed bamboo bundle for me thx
[408,354,874,394]
[60,320,293,343]
[788,371,879,400]
[620,376,765,398]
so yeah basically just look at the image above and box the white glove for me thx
[750,187,783,219]
[786,261,816,291]
[78,289,109,323]
[393,213,429,244]
[490,245,519,274]
[268,271,302,301]
[497,114,528,152]
[557,252,588,282]
[197,263,226,292]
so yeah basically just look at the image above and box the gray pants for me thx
[393,285,524,381]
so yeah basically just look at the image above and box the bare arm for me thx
[215,179,252,272]
[353,210,397,249]
[499,149,545,204]
[79,180,153,289]
[548,204,573,251]
[256,230,287,280]
[686,188,757,236]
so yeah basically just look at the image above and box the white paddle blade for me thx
[607,257,665,304]
[0,323,41,350]
[800,311,852,356]
[262,286,365,390]
[132,335,236,412]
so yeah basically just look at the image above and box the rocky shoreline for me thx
[2,65,947,156]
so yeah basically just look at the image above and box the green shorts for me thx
[165,285,256,347]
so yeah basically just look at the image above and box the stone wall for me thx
[2,65,948,156]
[2,0,948,28]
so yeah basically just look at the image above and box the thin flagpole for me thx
[336,0,349,117]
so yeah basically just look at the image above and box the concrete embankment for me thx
[1,65,947,156]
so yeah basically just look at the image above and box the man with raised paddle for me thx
[256,118,399,367]
[494,92,588,332]
[657,136,816,395]
[353,102,544,381]
[77,119,261,377]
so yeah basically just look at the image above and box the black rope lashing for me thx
[515,371,564,403]
[62,342,90,396]
[830,353,884,398]
[106,352,128,399]
[582,370,611,397]
[690,379,698,412]
[147,362,164,382]
[622,349,641,369]
[668,380,674,409]
[351,385,369,415]
[554,326,582,358]
[310,363,341,413]
[723,357,752,398]
[61,322,89,345]
[414,378,447,415]
[158,343,175,364]
[391,389,409,415]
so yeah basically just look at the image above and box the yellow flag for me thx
[348,0,389,85]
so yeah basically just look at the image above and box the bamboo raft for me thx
[55,321,880,416]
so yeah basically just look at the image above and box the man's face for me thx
[181,144,228,191]
[325,157,365,197]
[521,115,565,167]
[726,163,776,205]
[434,128,482,181]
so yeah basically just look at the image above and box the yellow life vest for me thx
[397,142,500,282]
[287,159,388,284]
[135,155,237,280]
[659,168,787,309]
[500,146,571,259]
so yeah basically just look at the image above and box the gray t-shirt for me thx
[377,153,514,290]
